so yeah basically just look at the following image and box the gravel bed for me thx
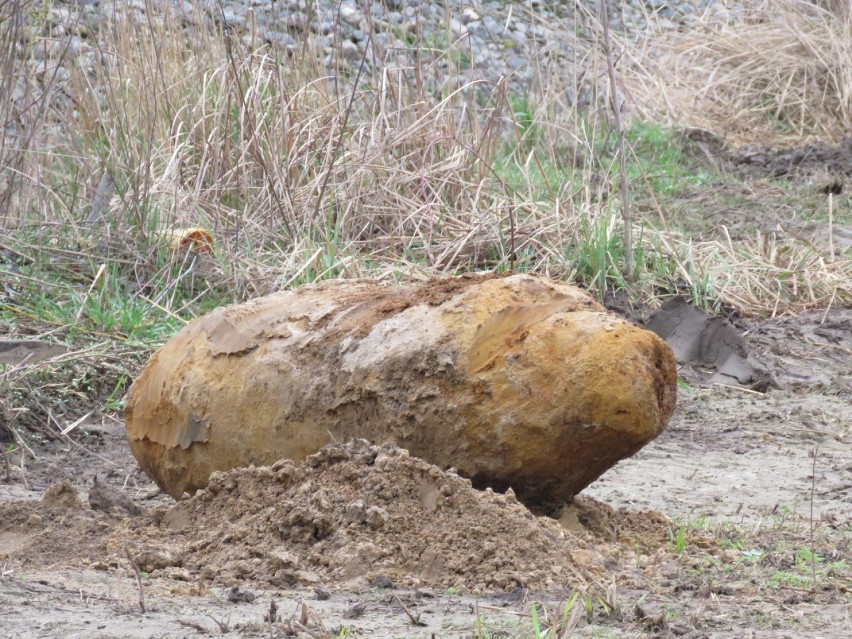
[34,1,738,94]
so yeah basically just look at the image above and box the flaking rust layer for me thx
[125,274,676,509]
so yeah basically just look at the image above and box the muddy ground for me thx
[1,138,851,637]
[664,132,852,254]
[1,299,850,638]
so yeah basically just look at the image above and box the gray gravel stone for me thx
[35,0,725,111]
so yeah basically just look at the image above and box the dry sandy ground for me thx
[1,304,849,639]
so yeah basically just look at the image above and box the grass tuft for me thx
[623,0,852,143]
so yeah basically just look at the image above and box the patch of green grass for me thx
[510,93,543,153]
[0,225,237,347]
[767,570,813,589]
[572,210,629,296]
[668,526,687,555]
[796,546,823,567]
[493,149,573,200]
[3,263,181,344]
[777,183,852,225]
[592,121,718,198]
[492,112,734,301]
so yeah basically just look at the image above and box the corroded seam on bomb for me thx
[177,415,210,449]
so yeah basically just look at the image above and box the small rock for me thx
[284,12,307,31]
[313,21,334,36]
[268,548,299,569]
[134,548,182,572]
[370,574,394,589]
[365,505,389,529]
[449,17,466,35]
[295,570,320,584]
[344,500,367,524]
[462,8,480,24]
[340,3,361,27]
[314,584,332,600]
[227,586,257,603]
[340,40,360,61]
[266,31,297,49]
[482,15,501,34]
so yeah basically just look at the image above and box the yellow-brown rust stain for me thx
[455,302,677,504]
[466,301,580,374]
[126,330,211,451]
[124,274,677,506]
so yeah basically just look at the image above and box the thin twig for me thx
[7,426,32,490]
[177,619,210,635]
[205,613,230,634]
[393,594,426,626]
[18,446,28,491]
[48,411,125,470]
[123,547,146,613]
[476,603,535,618]
[599,0,634,281]
[809,445,818,587]
[310,27,373,230]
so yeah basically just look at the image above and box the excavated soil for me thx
[172,440,672,592]
[2,385,850,637]
[0,440,677,595]
[1,313,849,638]
[730,136,852,182]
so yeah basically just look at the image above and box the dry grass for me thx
[0,2,609,296]
[623,0,852,144]
[659,228,852,317]
[0,1,635,307]
[0,0,850,342]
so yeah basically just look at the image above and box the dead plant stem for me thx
[599,0,634,281]
[393,594,425,626]
[123,546,146,613]
[311,25,372,232]
[809,445,818,586]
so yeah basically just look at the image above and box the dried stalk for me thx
[599,0,634,281]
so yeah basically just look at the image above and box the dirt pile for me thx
[1,443,679,595]
[170,440,670,592]
[0,481,121,569]
[731,136,852,180]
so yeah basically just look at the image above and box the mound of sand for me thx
[172,440,669,592]
[1,441,679,594]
